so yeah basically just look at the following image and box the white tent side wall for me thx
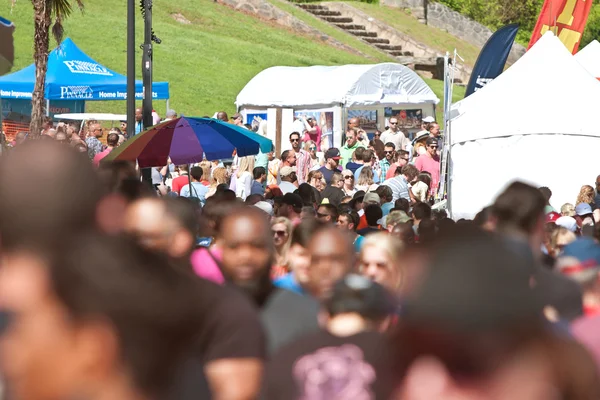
[575,40,600,79]
[449,135,600,220]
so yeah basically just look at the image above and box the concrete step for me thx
[334,23,365,30]
[347,30,377,38]
[402,51,414,57]
[363,37,390,44]
[322,16,353,23]
[311,10,341,16]
[376,44,403,51]
[297,4,326,10]
[389,50,404,57]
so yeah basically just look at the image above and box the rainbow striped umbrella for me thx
[106,116,273,168]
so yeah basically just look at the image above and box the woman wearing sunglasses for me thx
[341,169,357,197]
[271,217,293,280]
[303,140,323,170]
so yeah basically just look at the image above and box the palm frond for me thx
[51,16,64,45]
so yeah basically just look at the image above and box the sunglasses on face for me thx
[390,122,398,125]
[429,146,438,149]
[272,230,287,237]
[385,151,394,154]
[309,147,316,151]
[344,175,354,180]
[291,138,300,143]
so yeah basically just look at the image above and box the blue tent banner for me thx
[465,24,519,98]
[0,38,169,101]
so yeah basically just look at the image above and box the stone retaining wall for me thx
[380,0,525,63]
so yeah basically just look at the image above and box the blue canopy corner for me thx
[0,38,169,101]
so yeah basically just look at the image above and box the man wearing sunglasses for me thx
[380,117,410,152]
[379,142,395,178]
[414,137,440,198]
[289,131,311,185]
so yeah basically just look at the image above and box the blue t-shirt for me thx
[354,235,365,252]
[354,165,380,183]
[274,273,305,295]
[381,202,394,216]
[345,162,362,174]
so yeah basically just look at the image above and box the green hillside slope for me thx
[7,0,464,118]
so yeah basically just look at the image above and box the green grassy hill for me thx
[7,0,465,118]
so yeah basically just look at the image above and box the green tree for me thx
[12,0,83,137]
[581,4,600,49]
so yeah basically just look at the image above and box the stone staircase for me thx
[296,3,415,59]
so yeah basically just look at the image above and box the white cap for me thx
[556,216,578,232]
[253,201,273,216]
[422,116,435,123]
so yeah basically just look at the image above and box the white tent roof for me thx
[235,63,439,108]
[449,32,600,145]
[575,40,600,79]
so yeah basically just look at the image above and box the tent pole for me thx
[166,99,169,114]
[126,0,135,140]
[46,99,50,117]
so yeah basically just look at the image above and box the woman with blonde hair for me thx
[198,160,212,186]
[304,140,323,170]
[358,232,405,292]
[341,169,356,196]
[355,166,374,192]
[271,217,293,279]
[205,167,228,199]
[576,185,596,209]
[231,155,254,200]
[307,170,325,192]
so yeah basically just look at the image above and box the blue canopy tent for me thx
[0,38,169,104]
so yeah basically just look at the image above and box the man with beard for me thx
[219,206,320,354]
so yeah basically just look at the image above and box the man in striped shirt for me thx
[383,164,419,202]
[290,131,311,184]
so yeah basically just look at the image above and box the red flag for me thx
[528,0,594,54]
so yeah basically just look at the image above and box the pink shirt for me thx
[414,154,440,196]
[190,247,225,284]
[93,147,113,167]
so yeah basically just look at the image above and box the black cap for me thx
[282,193,303,209]
[349,190,365,209]
[403,229,544,333]
[325,148,341,160]
[324,274,396,320]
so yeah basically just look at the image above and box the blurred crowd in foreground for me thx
[0,139,598,400]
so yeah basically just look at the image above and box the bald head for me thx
[0,141,103,252]
[307,226,355,300]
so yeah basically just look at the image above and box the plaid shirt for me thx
[295,149,311,185]
[379,158,391,179]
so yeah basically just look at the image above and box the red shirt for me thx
[93,147,113,167]
[171,174,189,194]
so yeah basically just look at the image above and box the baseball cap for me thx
[325,148,341,160]
[556,238,600,277]
[324,274,397,320]
[349,190,366,209]
[363,192,381,205]
[282,193,303,209]
[545,211,561,224]
[422,116,435,123]
[575,203,593,216]
[253,201,273,216]
[403,229,543,332]
[425,137,437,146]
[556,216,578,232]
[279,166,296,177]
[386,210,412,226]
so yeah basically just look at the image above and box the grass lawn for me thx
[346,2,480,67]
[7,0,463,120]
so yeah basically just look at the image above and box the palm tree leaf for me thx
[51,17,64,45]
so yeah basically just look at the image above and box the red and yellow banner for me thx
[528,0,594,54]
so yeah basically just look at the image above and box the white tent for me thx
[236,63,439,150]
[448,32,600,220]
[236,63,439,108]
[575,40,600,79]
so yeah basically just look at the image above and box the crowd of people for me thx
[0,110,599,400]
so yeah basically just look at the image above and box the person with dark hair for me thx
[394,230,600,400]
[290,131,311,184]
[337,210,364,251]
[245,193,264,206]
[376,185,394,216]
[320,171,345,207]
[411,201,432,238]
[0,141,105,252]
[170,164,190,195]
[318,148,342,185]
[93,132,120,166]
[474,205,495,231]
[492,181,583,322]
[394,198,410,214]
[379,142,396,178]
[180,166,209,205]
[317,203,339,224]
[386,149,410,180]
[277,193,303,224]
[266,275,397,400]
[345,146,365,173]
[297,182,320,207]
[275,218,326,295]
[354,148,380,184]
[219,206,320,354]
[251,166,267,196]
[390,222,415,245]
[357,204,383,236]
[381,116,410,151]
[383,163,419,202]
[539,186,556,214]
[417,218,437,244]
[414,137,440,198]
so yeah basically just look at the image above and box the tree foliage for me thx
[434,0,600,47]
